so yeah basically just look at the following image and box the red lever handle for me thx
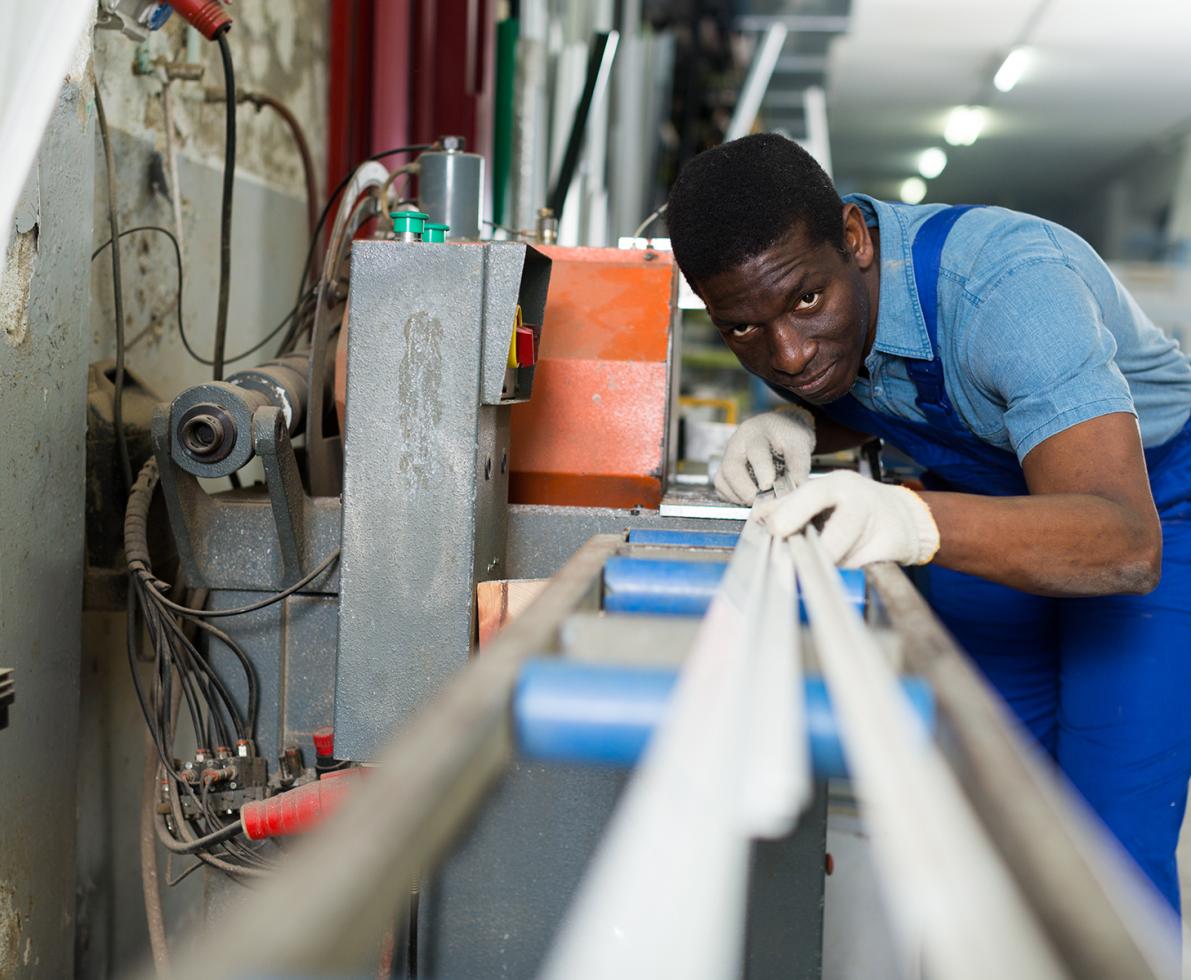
[241,769,361,840]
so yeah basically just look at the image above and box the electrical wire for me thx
[94,86,132,495]
[154,813,246,854]
[91,225,317,368]
[632,202,668,240]
[240,90,319,237]
[212,32,237,382]
[123,457,325,881]
[291,145,432,312]
[483,218,523,239]
[140,547,339,620]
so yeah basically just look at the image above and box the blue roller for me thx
[627,528,741,548]
[602,556,866,618]
[514,659,935,779]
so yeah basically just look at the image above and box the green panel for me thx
[493,17,520,227]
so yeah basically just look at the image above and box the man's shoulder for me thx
[934,205,1094,298]
[854,195,1076,286]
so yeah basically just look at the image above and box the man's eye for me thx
[795,292,821,311]
[730,324,757,338]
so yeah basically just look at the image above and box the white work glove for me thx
[753,470,940,569]
[714,407,816,505]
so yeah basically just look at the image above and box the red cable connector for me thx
[167,0,232,40]
[241,768,361,840]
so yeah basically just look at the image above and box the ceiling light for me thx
[917,147,948,180]
[993,47,1030,93]
[944,105,986,147]
[899,177,927,205]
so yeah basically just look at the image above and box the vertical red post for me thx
[371,0,413,156]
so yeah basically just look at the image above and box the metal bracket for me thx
[152,404,318,587]
[253,405,312,582]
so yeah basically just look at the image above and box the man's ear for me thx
[841,203,875,269]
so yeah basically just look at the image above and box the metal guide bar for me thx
[790,528,1066,980]
[540,517,809,980]
[865,562,1179,979]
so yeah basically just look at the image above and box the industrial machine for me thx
[120,129,1180,978]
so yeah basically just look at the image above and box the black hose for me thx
[94,87,133,494]
[154,812,246,854]
[212,33,237,381]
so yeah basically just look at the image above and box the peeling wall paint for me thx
[92,2,328,201]
[88,2,329,401]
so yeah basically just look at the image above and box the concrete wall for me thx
[0,32,95,980]
[0,5,329,977]
[90,3,328,398]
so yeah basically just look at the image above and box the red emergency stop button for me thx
[515,325,537,367]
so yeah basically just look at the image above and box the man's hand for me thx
[714,407,816,505]
[753,471,940,568]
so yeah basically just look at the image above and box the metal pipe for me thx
[541,519,810,980]
[546,31,619,219]
[724,23,787,143]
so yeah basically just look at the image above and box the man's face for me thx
[694,206,878,405]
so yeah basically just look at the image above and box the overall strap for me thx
[906,205,982,414]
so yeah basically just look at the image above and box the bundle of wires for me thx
[123,457,339,880]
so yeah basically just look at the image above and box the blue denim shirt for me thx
[843,193,1191,460]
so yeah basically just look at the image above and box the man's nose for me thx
[768,320,815,376]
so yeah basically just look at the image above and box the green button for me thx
[391,210,429,235]
[424,222,450,243]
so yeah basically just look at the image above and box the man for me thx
[666,133,1191,910]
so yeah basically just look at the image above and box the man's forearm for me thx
[921,490,1162,597]
[807,406,870,454]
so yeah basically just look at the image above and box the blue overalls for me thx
[812,206,1191,911]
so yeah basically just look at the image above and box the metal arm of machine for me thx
[151,401,323,588]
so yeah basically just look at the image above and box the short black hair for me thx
[666,133,844,285]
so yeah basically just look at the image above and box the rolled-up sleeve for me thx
[963,258,1137,462]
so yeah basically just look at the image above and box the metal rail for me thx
[866,562,1180,979]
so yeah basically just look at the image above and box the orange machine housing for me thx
[509,246,677,510]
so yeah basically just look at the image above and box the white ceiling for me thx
[824,0,1191,211]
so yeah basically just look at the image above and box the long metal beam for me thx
[725,23,788,142]
[865,562,1180,979]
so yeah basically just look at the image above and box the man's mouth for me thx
[788,363,834,398]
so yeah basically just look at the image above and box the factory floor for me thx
[822,788,1191,979]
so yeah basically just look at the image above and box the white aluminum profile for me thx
[788,528,1066,980]
[539,514,809,980]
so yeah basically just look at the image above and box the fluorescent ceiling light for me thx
[899,177,927,205]
[917,147,948,180]
[993,47,1030,93]
[944,105,986,147]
